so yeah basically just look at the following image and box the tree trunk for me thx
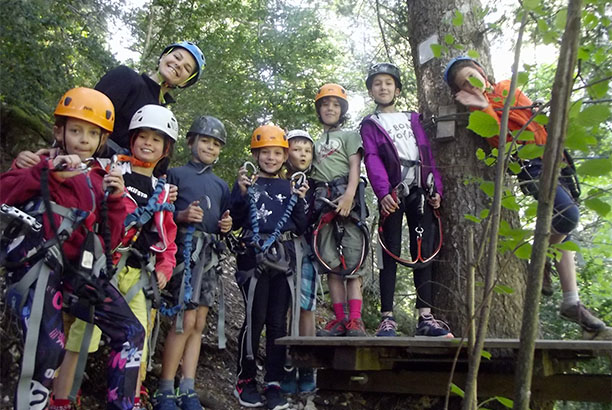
[404,0,527,342]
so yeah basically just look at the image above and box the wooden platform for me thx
[277,337,612,402]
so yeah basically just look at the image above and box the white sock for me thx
[562,290,579,308]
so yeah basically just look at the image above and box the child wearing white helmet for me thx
[52,104,179,409]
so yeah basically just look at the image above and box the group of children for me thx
[1,49,608,410]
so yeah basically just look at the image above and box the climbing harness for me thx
[311,176,370,277]
[238,162,305,359]
[377,173,443,269]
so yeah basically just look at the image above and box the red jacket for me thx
[0,158,126,262]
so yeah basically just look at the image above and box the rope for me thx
[160,225,195,316]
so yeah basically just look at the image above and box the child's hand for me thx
[237,167,255,196]
[454,89,489,109]
[380,193,399,215]
[293,180,309,199]
[52,154,83,171]
[103,167,124,195]
[156,271,168,290]
[15,150,42,169]
[334,192,354,217]
[218,210,232,233]
[428,193,441,209]
[168,183,178,203]
[177,201,204,223]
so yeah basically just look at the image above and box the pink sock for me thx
[333,303,345,320]
[348,299,362,320]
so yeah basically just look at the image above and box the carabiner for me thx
[242,161,258,183]
[291,171,307,190]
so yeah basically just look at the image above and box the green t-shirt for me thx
[311,129,362,182]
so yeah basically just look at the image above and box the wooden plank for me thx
[317,370,612,403]
[278,337,612,353]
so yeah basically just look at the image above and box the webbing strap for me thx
[245,274,258,360]
[69,309,95,401]
[290,237,303,338]
[217,274,226,349]
[15,249,58,410]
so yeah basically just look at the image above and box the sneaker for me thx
[263,383,289,410]
[297,368,316,393]
[280,367,298,394]
[177,389,202,410]
[316,318,347,336]
[560,301,606,332]
[151,390,178,410]
[541,259,555,297]
[375,316,397,337]
[345,317,367,337]
[415,313,454,338]
[234,378,264,407]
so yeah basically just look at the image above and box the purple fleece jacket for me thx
[360,112,443,200]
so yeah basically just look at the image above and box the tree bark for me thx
[404,0,527,342]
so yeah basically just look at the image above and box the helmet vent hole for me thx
[105,110,112,119]
[64,97,72,106]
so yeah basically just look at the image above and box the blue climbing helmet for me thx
[160,41,205,88]
[443,56,485,88]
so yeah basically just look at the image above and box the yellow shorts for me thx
[64,313,102,353]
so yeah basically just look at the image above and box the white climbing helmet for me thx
[129,104,179,141]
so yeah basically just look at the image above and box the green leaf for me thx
[444,34,455,45]
[467,49,480,59]
[554,8,568,30]
[517,71,529,86]
[484,157,496,166]
[480,209,490,219]
[517,144,544,160]
[577,46,590,61]
[523,0,540,10]
[467,111,499,138]
[495,396,514,408]
[481,350,492,360]
[565,123,590,151]
[516,130,535,142]
[430,43,442,58]
[584,197,611,217]
[577,105,611,127]
[533,114,548,125]
[515,242,532,260]
[501,195,520,211]
[588,80,609,99]
[452,11,464,27]
[508,161,521,174]
[577,158,612,177]
[450,383,465,397]
[480,181,495,197]
[494,284,515,294]
[524,202,538,218]
[464,214,481,223]
[553,241,580,252]
[469,76,484,89]
[476,148,486,160]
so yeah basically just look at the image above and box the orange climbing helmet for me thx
[250,124,288,150]
[54,87,115,132]
[314,83,349,117]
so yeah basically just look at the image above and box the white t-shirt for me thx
[377,112,419,186]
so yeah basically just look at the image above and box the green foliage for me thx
[467,110,500,138]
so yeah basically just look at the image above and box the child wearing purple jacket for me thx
[360,63,453,338]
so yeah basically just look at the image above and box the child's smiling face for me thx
[255,146,288,176]
[131,128,167,164]
[191,135,222,165]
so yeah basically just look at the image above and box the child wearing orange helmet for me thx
[310,83,369,338]
[230,124,309,410]
[0,88,145,410]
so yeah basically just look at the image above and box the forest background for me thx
[0,0,610,408]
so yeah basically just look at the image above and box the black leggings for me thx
[379,192,437,313]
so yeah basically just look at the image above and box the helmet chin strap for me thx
[374,96,396,109]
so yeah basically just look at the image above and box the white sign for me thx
[418,34,439,65]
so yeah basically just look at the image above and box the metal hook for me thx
[291,171,307,189]
[242,161,258,182]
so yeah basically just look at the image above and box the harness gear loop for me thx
[311,177,370,277]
